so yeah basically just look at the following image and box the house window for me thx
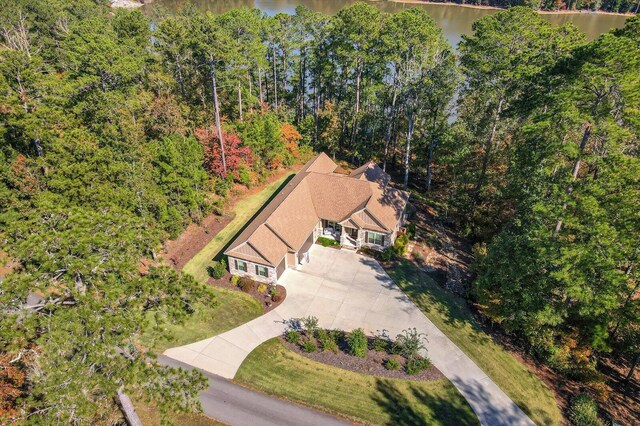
[256,265,268,277]
[235,259,247,272]
[366,232,385,246]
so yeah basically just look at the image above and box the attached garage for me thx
[298,232,315,263]
[276,257,286,278]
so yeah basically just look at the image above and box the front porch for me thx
[321,220,360,249]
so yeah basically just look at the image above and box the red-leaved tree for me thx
[195,127,253,178]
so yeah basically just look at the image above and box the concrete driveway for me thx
[164,245,534,426]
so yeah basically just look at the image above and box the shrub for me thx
[300,339,318,353]
[371,337,389,353]
[394,328,427,361]
[316,236,339,247]
[569,395,602,426]
[385,358,400,370]
[257,283,267,294]
[393,233,409,256]
[214,175,233,197]
[380,247,395,261]
[238,166,254,188]
[302,316,319,334]
[271,287,284,303]
[411,250,425,264]
[406,222,417,239]
[238,277,258,293]
[346,328,368,358]
[207,259,226,279]
[405,357,431,375]
[316,329,339,352]
[284,330,301,344]
[230,274,240,286]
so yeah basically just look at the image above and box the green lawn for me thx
[183,173,295,283]
[387,259,561,426]
[235,339,479,426]
[139,287,262,353]
[140,173,294,353]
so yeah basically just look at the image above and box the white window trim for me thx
[236,259,247,272]
[256,265,268,277]
[366,231,385,246]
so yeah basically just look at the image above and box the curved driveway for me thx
[164,245,534,426]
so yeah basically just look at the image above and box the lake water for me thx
[145,0,631,47]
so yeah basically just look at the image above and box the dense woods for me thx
[0,0,638,423]
[433,0,640,14]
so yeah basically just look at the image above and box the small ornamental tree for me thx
[195,127,253,178]
[280,123,301,158]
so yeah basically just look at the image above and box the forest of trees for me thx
[430,0,640,15]
[0,0,638,423]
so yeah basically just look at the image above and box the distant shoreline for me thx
[387,0,636,17]
[110,0,636,16]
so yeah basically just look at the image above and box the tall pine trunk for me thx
[258,68,264,104]
[272,47,278,111]
[351,61,363,147]
[238,83,243,122]
[209,55,226,174]
[175,54,185,97]
[553,123,591,236]
[383,75,399,172]
[472,96,504,207]
[425,110,440,192]
[404,101,415,189]
[425,137,437,192]
[313,81,319,146]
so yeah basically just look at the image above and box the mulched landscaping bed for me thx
[209,272,286,313]
[280,336,444,382]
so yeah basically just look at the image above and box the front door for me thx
[348,227,358,239]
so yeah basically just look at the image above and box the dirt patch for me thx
[162,214,233,271]
[160,166,300,272]
[0,250,18,278]
[281,337,444,382]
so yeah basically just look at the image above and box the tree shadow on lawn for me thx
[372,378,479,426]
[212,174,295,262]
[386,258,493,348]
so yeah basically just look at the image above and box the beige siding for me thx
[286,252,296,269]
[228,256,276,284]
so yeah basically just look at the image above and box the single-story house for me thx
[224,153,410,283]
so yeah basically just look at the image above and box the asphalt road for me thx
[158,355,352,426]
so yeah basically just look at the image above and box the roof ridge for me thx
[264,222,296,250]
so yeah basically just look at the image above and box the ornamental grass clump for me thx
[405,357,432,375]
[316,329,339,352]
[300,339,318,353]
[385,358,400,370]
[394,328,427,361]
[569,395,602,426]
[285,329,301,344]
[371,337,389,353]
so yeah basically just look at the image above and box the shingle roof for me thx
[350,162,391,186]
[224,153,410,267]
[305,173,372,222]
